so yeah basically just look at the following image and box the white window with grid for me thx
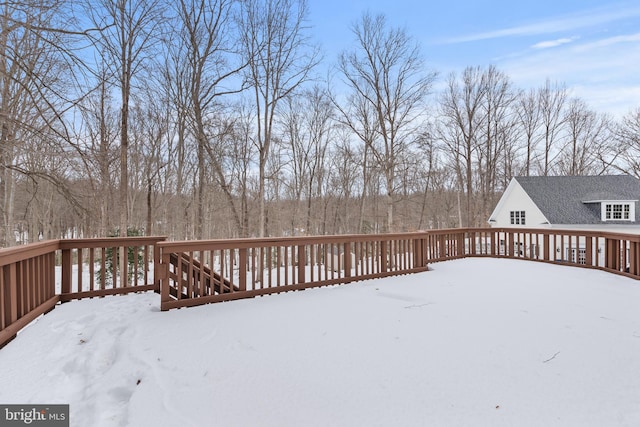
[601,202,635,221]
[567,247,587,265]
[509,210,526,225]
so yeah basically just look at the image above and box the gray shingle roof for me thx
[515,175,640,224]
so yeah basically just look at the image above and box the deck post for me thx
[413,238,423,268]
[239,248,247,292]
[297,245,306,285]
[344,242,352,280]
[159,250,171,311]
[380,240,388,273]
[153,244,161,293]
[629,241,638,275]
[61,248,72,296]
[5,263,18,325]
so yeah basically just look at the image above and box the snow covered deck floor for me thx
[1,258,639,426]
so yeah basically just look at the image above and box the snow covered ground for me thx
[2,258,640,426]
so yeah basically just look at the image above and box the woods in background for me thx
[1,0,638,245]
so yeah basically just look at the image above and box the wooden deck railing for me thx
[0,236,165,347]
[58,237,165,301]
[0,240,59,348]
[2,228,640,347]
[156,233,431,310]
[459,227,640,277]
[157,227,640,311]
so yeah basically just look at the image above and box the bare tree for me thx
[0,0,76,245]
[438,67,486,227]
[325,127,362,233]
[608,108,640,177]
[202,112,250,237]
[222,101,256,237]
[73,65,119,236]
[516,88,541,176]
[86,0,164,237]
[330,82,378,233]
[538,79,567,175]
[83,0,164,289]
[280,85,334,234]
[477,65,517,220]
[557,98,610,176]
[158,18,197,239]
[174,0,245,238]
[337,12,435,232]
[237,0,319,237]
[415,130,439,230]
[131,87,171,236]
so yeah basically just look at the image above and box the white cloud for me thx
[574,85,640,117]
[531,37,578,49]
[427,3,640,115]
[493,31,640,116]
[439,4,640,44]
[574,32,640,51]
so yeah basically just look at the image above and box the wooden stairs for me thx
[168,252,239,300]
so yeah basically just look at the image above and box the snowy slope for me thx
[2,258,640,426]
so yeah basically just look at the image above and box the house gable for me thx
[488,178,550,227]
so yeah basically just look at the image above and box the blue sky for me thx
[308,0,640,116]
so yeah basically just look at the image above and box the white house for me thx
[487,175,640,263]
[488,175,640,232]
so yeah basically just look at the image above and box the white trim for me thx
[583,199,637,203]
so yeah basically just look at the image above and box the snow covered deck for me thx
[1,258,639,426]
